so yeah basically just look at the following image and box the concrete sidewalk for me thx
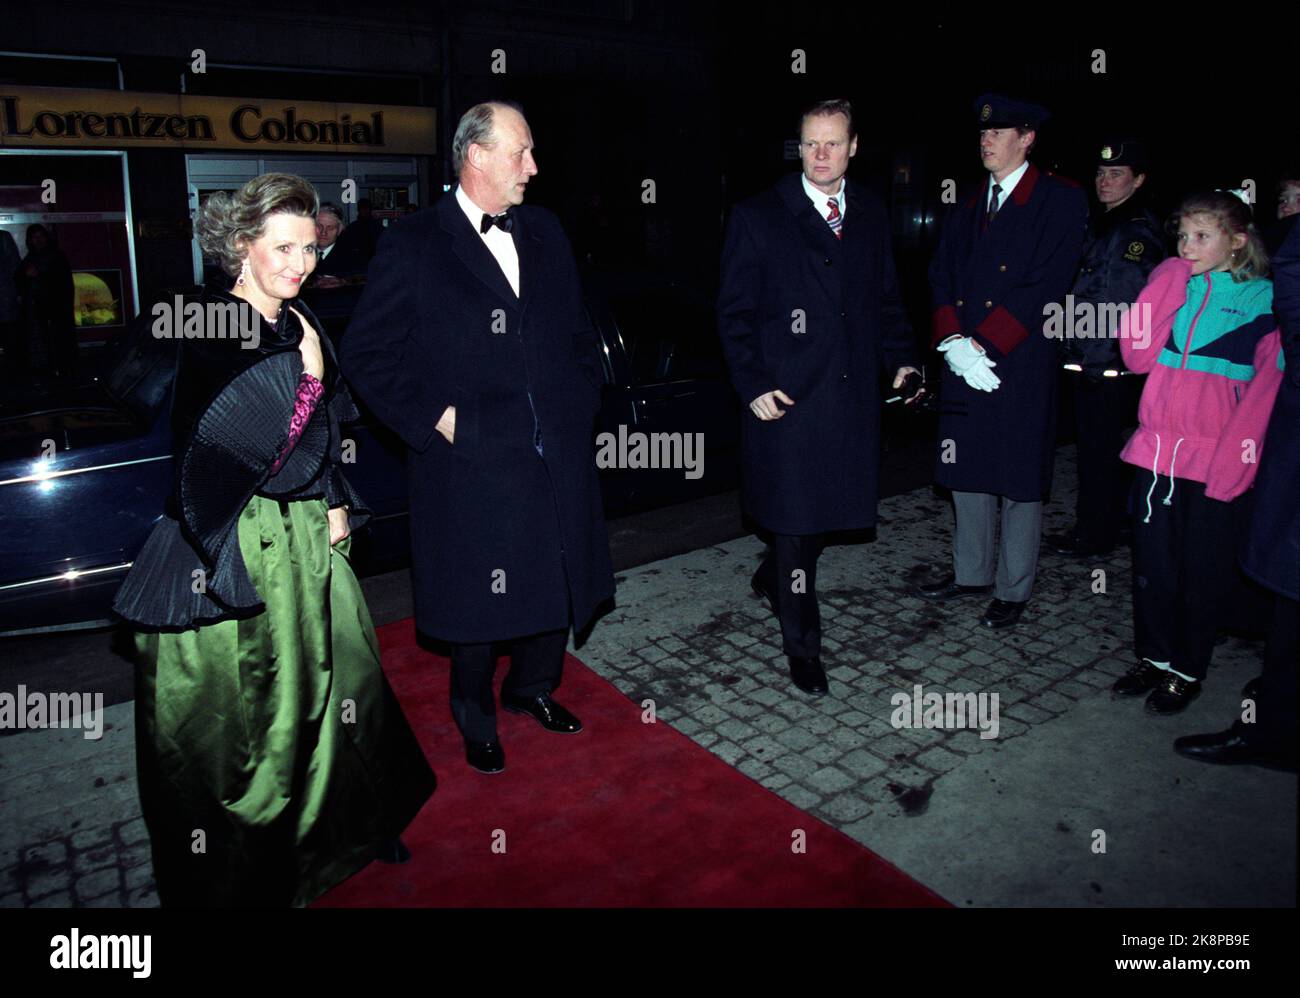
[2,448,1294,907]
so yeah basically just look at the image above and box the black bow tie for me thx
[480,210,514,234]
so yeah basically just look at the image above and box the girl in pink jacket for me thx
[1112,190,1283,714]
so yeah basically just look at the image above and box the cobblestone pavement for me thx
[2,448,1294,907]
[0,703,156,908]
[578,448,1296,906]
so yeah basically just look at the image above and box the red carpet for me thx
[315,619,949,907]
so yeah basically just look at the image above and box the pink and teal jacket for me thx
[1118,256,1283,517]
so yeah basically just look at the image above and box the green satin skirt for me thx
[133,496,435,908]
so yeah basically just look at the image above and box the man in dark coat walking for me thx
[917,94,1087,629]
[340,101,614,774]
[718,99,921,695]
[1175,215,1299,771]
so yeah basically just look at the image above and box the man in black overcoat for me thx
[340,101,614,774]
[917,94,1087,629]
[718,99,921,696]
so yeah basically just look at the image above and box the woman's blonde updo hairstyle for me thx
[196,173,319,277]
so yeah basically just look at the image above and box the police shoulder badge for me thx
[981,104,992,122]
[1123,240,1145,262]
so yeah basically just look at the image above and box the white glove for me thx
[962,355,1001,391]
[938,335,1001,391]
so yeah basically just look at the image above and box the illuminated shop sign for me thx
[0,86,437,154]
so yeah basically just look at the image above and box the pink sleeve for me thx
[1119,257,1193,373]
[269,372,325,475]
[1205,331,1284,502]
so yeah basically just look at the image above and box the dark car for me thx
[0,275,740,635]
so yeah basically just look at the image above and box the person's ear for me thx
[1231,231,1248,252]
[848,135,858,159]
[1132,172,1146,190]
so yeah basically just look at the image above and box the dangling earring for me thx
[237,259,248,287]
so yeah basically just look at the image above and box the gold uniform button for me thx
[999,264,1007,272]
[956,298,964,306]
[984,300,993,308]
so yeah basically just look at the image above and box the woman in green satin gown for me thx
[113,174,435,907]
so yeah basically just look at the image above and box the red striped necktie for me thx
[826,198,843,239]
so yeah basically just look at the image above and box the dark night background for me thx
[5,1,1299,333]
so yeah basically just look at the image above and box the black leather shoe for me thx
[375,837,412,864]
[466,739,505,774]
[1113,660,1166,696]
[1145,673,1202,715]
[789,656,828,696]
[750,571,777,615]
[915,574,993,601]
[1174,722,1298,771]
[980,598,1026,629]
[1241,675,1263,700]
[501,692,583,733]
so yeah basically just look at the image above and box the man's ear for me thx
[848,136,859,159]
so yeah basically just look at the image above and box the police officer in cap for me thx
[1047,138,1165,557]
[918,93,1088,628]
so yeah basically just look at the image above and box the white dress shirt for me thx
[455,184,520,297]
[987,159,1029,213]
[801,171,846,224]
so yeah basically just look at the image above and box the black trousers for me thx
[449,628,567,742]
[1249,594,1298,756]
[36,313,77,378]
[1070,373,1140,550]
[1130,474,1241,681]
[755,533,826,659]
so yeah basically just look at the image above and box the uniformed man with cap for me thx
[917,93,1088,628]
[1047,138,1165,558]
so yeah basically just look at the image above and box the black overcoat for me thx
[339,193,614,643]
[717,173,916,535]
[1242,216,1300,602]
[928,163,1088,500]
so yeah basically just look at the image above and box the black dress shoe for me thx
[1113,660,1165,696]
[1241,675,1263,700]
[1174,722,1298,771]
[915,574,994,601]
[375,837,412,864]
[501,692,583,733]
[750,571,777,615]
[1144,673,1202,715]
[465,739,506,774]
[788,656,828,696]
[980,598,1026,629]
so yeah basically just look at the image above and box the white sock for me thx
[1169,666,1197,682]
[1143,658,1171,671]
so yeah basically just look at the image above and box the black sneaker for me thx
[1112,660,1165,696]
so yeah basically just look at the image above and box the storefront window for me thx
[0,150,137,343]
